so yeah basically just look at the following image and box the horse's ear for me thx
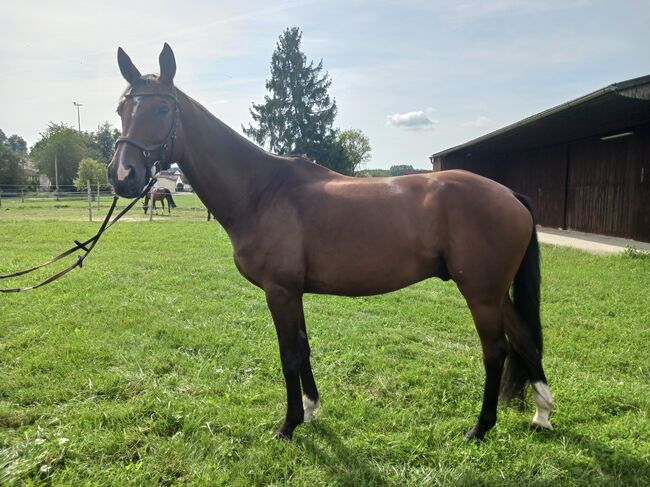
[117,47,142,85]
[159,43,176,86]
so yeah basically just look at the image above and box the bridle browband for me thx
[114,90,180,175]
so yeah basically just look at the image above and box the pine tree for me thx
[243,27,337,164]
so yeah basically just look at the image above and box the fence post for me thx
[149,190,153,222]
[87,180,93,222]
[21,189,24,203]
[97,182,100,211]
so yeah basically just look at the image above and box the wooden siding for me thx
[566,135,637,237]
[500,145,567,229]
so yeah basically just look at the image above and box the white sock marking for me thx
[303,395,320,422]
[531,381,554,430]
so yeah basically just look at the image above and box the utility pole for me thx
[54,154,60,200]
[73,101,83,133]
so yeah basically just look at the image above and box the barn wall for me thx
[500,144,567,229]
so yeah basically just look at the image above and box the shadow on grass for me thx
[533,425,650,485]
[297,422,388,486]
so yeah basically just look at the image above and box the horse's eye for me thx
[159,105,170,115]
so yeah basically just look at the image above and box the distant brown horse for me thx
[108,44,554,441]
[143,187,176,215]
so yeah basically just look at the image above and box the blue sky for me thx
[1,0,649,169]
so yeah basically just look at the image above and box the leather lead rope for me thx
[1,177,158,293]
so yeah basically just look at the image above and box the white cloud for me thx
[461,115,493,128]
[386,110,438,131]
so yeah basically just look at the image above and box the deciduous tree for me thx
[30,124,90,187]
[337,129,371,175]
[0,144,23,186]
[75,157,110,190]
[91,122,120,162]
[7,134,27,154]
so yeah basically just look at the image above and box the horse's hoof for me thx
[274,429,292,441]
[532,413,554,431]
[464,425,485,442]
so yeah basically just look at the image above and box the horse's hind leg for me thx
[502,298,554,430]
[465,302,508,440]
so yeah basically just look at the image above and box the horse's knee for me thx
[483,337,508,366]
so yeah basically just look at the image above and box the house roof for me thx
[430,74,650,160]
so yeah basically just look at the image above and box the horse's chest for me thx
[231,236,304,290]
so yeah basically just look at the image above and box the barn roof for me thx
[430,74,650,160]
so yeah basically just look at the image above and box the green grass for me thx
[1,204,649,485]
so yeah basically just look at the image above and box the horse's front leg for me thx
[265,285,311,439]
[299,311,320,422]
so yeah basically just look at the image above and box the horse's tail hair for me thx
[168,194,177,208]
[500,192,543,404]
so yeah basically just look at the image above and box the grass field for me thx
[1,200,649,485]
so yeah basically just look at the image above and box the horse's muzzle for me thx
[107,151,147,198]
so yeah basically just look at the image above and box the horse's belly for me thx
[304,254,449,296]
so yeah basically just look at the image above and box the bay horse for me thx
[143,187,176,215]
[107,44,554,441]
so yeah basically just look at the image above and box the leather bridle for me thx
[114,90,181,175]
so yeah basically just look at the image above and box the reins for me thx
[1,171,158,293]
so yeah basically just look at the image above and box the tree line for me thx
[0,123,119,190]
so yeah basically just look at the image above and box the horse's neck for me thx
[176,91,282,229]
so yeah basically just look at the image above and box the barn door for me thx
[566,135,636,238]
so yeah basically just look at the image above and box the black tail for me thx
[501,193,544,403]
[167,194,177,208]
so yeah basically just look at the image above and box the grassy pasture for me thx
[1,201,649,485]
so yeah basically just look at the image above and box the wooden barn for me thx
[430,75,650,243]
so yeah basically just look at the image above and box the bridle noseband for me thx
[115,90,180,176]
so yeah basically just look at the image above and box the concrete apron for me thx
[537,227,650,255]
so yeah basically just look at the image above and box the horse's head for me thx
[108,43,183,198]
